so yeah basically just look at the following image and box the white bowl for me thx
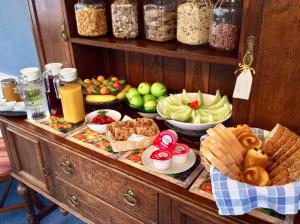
[138,112,158,118]
[13,102,25,111]
[85,109,122,134]
[156,93,232,131]
[0,101,15,111]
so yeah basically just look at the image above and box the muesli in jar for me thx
[111,0,139,39]
[143,0,177,42]
[177,0,213,45]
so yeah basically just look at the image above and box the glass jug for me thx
[19,67,50,122]
[43,63,63,115]
[54,68,85,124]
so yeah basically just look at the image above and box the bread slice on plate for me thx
[261,124,285,155]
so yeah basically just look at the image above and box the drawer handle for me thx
[66,194,80,208]
[60,160,73,175]
[123,190,137,207]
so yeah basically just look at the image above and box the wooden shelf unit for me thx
[71,36,239,65]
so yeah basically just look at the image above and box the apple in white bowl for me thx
[85,110,122,134]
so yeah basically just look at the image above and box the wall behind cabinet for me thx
[0,0,39,75]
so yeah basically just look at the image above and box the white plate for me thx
[156,93,232,131]
[142,146,196,174]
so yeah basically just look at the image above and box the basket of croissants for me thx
[200,123,300,186]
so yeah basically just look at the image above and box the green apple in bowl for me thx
[138,82,151,95]
[143,94,157,103]
[151,82,167,97]
[126,87,139,99]
[129,94,143,108]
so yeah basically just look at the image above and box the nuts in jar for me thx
[75,0,107,37]
[177,1,212,45]
[111,0,139,39]
[144,1,177,42]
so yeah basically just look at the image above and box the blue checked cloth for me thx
[210,167,300,215]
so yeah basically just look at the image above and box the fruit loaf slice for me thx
[268,139,300,174]
[270,133,298,162]
[261,124,285,155]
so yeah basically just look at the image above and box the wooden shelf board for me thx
[71,36,239,65]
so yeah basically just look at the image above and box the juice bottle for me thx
[54,68,85,123]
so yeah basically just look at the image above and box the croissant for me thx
[243,148,269,170]
[241,166,270,186]
[237,132,262,150]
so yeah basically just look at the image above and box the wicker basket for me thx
[106,120,160,152]
[199,144,211,171]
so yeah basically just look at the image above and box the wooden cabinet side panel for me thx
[5,126,49,192]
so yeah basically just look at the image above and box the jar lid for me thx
[0,78,16,85]
[60,68,78,82]
[20,67,40,81]
[45,63,63,73]
[150,150,172,161]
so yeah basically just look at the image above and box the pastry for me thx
[243,148,269,170]
[241,166,270,186]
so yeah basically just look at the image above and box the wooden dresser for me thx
[1,114,297,224]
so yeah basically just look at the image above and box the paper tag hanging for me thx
[233,69,253,100]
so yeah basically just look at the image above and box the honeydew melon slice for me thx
[191,110,201,124]
[181,89,192,105]
[167,94,182,106]
[200,114,214,124]
[196,91,204,107]
[204,90,221,107]
[204,96,229,110]
[170,107,192,122]
[201,103,231,121]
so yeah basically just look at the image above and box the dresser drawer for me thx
[54,177,143,224]
[47,143,158,223]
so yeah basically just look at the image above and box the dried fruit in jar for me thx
[144,2,176,42]
[111,0,139,39]
[177,1,212,45]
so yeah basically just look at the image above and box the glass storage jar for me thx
[75,0,107,37]
[19,67,50,122]
[0,79,20,102]
[143,0,177,42]
[177,0,213,45]
[111,0,139,39]
[209,0,243,51]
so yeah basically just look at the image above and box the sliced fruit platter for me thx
[80,75,131,104]
[157,90,232,131]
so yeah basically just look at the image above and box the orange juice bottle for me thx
[54,68,85,123]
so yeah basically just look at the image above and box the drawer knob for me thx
[66,194,80,208]
[60,160,73,175]
[123,190,137,207]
